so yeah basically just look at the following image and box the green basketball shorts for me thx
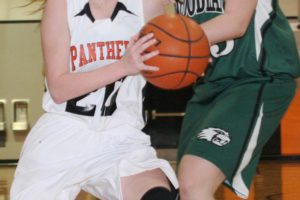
[177,77,296,199]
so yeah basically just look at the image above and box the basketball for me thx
[140,14,210,90]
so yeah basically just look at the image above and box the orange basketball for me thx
[140,14,210,90]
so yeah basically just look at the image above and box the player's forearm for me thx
[47,61,128,104]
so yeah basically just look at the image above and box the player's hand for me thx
[120,33,159,75]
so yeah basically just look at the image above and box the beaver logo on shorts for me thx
[197,128,231,146]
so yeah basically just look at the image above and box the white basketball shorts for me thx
[10,113,178,200]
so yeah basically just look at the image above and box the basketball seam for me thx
[147,22,205,43]
[143,70,200,79]
[144,51,210,59]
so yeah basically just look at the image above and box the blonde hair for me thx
[27,0,46,11]
[29,0,46,4]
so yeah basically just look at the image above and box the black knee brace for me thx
[141,186,179,200]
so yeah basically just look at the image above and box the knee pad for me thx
[141,186,179,200]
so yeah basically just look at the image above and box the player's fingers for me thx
[134,33,154,48]
[140,50,159,62]
[127,39,135,49]
[127,34,140,49]
[131,34,140,42]
[142,64,159,71]
[138,38,157,53]
[127,40,135,49]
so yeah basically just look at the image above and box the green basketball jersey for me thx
[176,0,300,82]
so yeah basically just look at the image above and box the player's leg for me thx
[178,155,225,200]
[176,82,230,200]
[121,168,178,200]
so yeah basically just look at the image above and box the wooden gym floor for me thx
[1,159,300,200]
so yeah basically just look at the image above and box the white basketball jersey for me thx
[43,0,147,130]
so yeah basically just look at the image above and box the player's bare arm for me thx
[42,0,159,104]
[200,0,258,45]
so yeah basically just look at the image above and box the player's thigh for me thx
[178,155,225,193]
